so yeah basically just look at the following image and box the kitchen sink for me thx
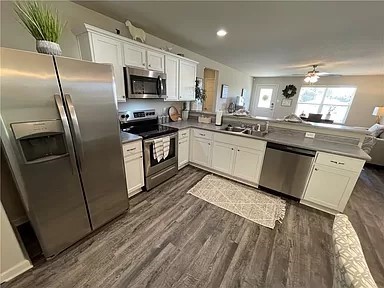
[222,126,245,132]
[242,129,268,137]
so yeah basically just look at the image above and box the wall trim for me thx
[0,260,32,284]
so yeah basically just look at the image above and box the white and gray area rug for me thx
[188,174,286,229]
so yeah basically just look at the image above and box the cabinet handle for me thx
[200,133,205,136]
[231,148,234,150]
[238,149,240,152]
[126,147,136,152]
[338,162,345,165]
[330,160,338,164]
[142,63,145,66]
[315,168,318,171]
[208,143,211,146]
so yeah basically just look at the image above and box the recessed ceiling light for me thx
[217,29,227,37]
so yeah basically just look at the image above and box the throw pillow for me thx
[368,124,384,137]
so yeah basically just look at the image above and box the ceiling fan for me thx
[293,65,341,83]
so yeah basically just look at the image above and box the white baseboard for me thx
[0,260,32,284]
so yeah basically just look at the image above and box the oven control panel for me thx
[118,109,157,123]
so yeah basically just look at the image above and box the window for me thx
[258,88,274,108]
[295,86,356,123]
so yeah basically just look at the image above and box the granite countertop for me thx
[120,132,142,144]
[163,120,371,161]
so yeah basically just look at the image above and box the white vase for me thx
[36,40,62,56]
[325,112,331,120]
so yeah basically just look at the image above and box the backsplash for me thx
[118,99,183,115]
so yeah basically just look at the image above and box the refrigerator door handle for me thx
[54,94,78,175]
[64,93,85,172]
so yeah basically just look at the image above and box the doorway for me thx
[203,68,219,112]
[251,84,279,117]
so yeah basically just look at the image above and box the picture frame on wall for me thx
[281,98,293,107]
[221,84,229,98]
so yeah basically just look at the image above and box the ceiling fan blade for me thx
[317,72,342,76]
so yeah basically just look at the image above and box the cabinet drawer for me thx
[315,152,364,172]
[193,129,213,140]
[214,132,266,151]
[178,129,190,141]
[122,140,142,157]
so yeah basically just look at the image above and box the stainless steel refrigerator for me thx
[0,47,129,257]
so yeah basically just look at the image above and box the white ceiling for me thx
[75,1,384,77]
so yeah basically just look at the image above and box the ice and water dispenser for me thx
[11,120,68,163]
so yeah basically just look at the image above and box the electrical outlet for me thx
[305,132,316,138]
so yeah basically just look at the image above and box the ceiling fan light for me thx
[309,76,318,83]
[304,76,311,83]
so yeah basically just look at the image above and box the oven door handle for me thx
[144,133,177,144]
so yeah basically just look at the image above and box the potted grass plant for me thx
[14,1,65,55]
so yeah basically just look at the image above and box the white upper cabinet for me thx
[74,24,198,102]
[123,42,146,69]
[147,50,165,72]
[89,34,125,102]
[179,60,197,101]
[165,55,179,101]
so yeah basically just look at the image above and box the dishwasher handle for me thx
[266,142,316,157]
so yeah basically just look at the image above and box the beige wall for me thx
[0,203,32,283]
[0,0,253,113]
[251,76,384,127]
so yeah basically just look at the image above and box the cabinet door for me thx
[211,142,235,174]
[91,34,125,102]
[165,55,179,101]
[303,164,358,211]
[178,138,189,169]
[123,42,146,69]
[233,147,264,184]
[147,50,165,72]
[179,60,197,101]
[124,154,144,197]
[191,138,212,167]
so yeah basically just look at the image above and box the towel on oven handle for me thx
[153,138,163,162]
[163,136,170,159]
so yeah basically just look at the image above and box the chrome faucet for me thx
[256,124,261,132]
[265,121,269,133]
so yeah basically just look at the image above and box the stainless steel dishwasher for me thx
[259,142,316,199]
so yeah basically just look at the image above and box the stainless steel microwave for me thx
[124,67,167,99]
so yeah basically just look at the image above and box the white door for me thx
[123,42,146,69]
[178,138,189,169]
[211,142,235,174]
[252,84,279,117]
[165,55,179,101]
[179,60,197,101]
[303,164,357,211]
[124,154,144,197]
[191,138,212,167]
[91,34,125,102]
[233,147,263,184]
[147,50,165,72]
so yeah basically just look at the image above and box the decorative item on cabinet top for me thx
[14,1,66,56]
[125,20,146,43]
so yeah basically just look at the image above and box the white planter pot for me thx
[36,40,62,56]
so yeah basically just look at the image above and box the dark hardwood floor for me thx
[2,165,383,288]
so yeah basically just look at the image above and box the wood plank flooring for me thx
[2,165,383,288]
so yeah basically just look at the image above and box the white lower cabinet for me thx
[233,147,264,184]
[191,137,212,167]
[123,141,144,198]
[302,152,364,213]
[190,129,266,185]
[211,142,235,174]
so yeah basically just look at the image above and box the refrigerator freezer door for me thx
[54,56,129,229]
[0,48,92,257]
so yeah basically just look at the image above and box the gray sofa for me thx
[369,138,384,166]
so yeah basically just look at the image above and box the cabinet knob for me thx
[231,148,234,150]
[315,168,318,171]
[149,64,151,67]
[142,63,145,66]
